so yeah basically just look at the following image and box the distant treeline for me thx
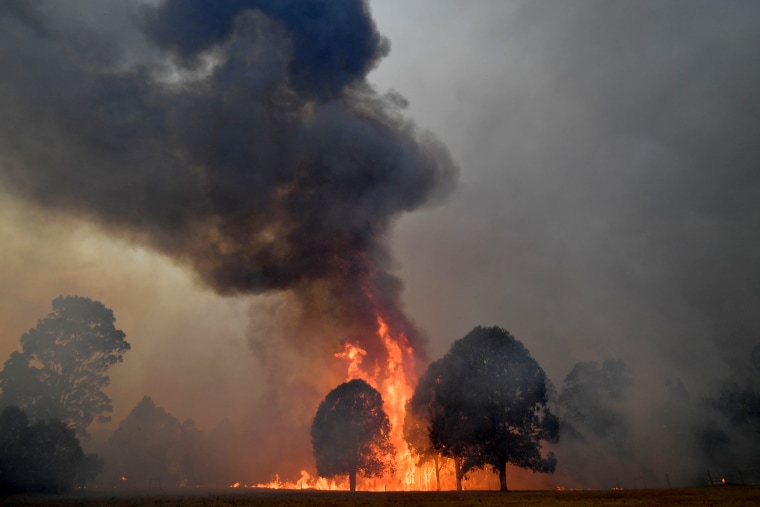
[2,297,759,492]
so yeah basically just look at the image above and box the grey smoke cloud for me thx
[369,0,760,487]
[375,0,760,383]
[0,0,457,364]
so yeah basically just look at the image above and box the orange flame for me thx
[245,313,480,491]
[246,315,426,491]
[248,470,346,490]
[334,341,368,381]
[334,316,417,490]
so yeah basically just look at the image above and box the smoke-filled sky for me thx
[372,0,760,382]
[1,0,759,466]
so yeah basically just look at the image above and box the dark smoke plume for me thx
[0,0,456,355]
[0,2,457,479]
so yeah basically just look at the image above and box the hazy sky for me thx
[1,0,759,443]
[370,0,760,386]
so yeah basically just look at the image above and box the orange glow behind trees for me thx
[246,314,424,491]
[334,317,417,490]
[239,316,539,492]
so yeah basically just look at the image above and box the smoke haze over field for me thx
[1,0,760,489]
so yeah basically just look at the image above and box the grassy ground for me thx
[3,486,760,507]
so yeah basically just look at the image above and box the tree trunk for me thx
[455,458,464,491]
[434,454,441,492]
[349,470,357,492]
[498,461,508,492]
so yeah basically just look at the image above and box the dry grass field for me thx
[2,487,760,507]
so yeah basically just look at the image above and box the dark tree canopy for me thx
[0,296,130,437]
[0,405,99,493]
[421,326,558,491]
[98,397,253,488]
[311,379,394,491]
[103,396,202,487]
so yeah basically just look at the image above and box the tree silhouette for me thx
[0,296,130,437]
[311,379,394,491]
[700,343,760,474]
[424,326,558,491]
[0,406,94,493]
[559,360,631,443]
[103,396,201,488]
[554,360,632,488]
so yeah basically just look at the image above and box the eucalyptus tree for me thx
[0,296,130,437]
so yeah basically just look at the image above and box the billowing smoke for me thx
[0,0,457,480]
[0,0,454,324]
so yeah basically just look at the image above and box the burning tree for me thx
[311,379,395,491]
[421,326,559,492]
[404,360,448,491]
